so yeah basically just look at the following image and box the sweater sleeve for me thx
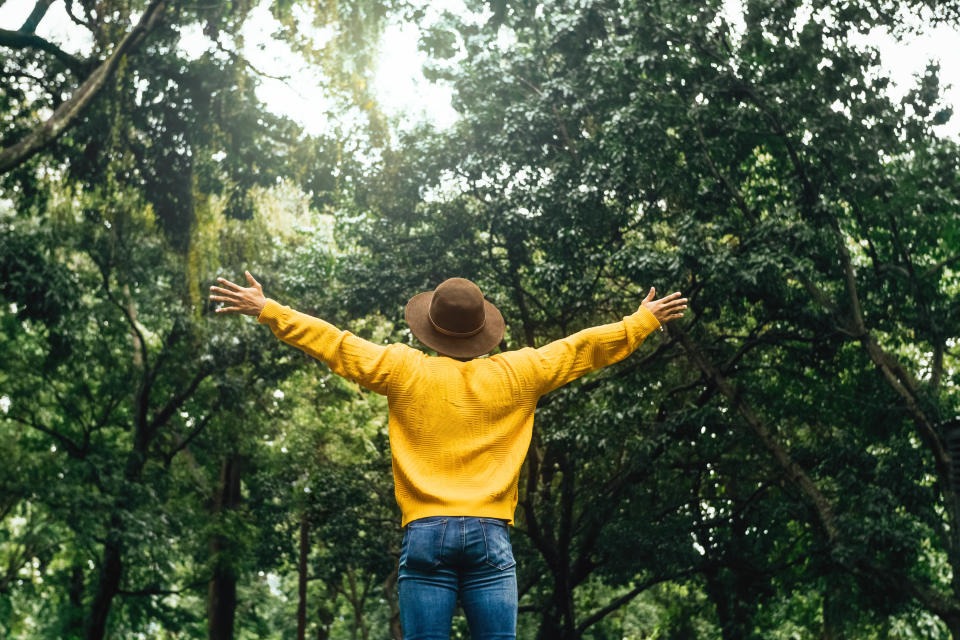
[257,299,404,395]
[529,306,661,395]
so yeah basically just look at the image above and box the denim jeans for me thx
[398,516,518,639]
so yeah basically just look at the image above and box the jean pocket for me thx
[401,519,447,570]
[480,519,516,570]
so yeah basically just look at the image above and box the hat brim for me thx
[405,291,505,359]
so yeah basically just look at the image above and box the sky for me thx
[1,0,958,138]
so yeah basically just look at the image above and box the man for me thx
[210,272,686,639]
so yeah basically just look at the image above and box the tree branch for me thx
[163,409,216,466]
[118,579,206,597]
[0,27,88,75]
[147,366,212,437]
[690,113,758,223]
[97,264,153,431]
[576,570,697,634]
[674,327,841,542]
[20,0,55,33]
[0,0,167,174]
[63,0,95,31]
[822,224,951,489]
[213,39,291,81]
[676,327,960,622]
[922,253,960,279]
[8,413,84,458]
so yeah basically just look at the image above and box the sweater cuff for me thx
[257,299,286,324]
[629,306,662,337]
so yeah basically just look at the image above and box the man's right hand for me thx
[641,288,687,326]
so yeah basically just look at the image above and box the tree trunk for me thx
[537,564,577,640]
[84,535,123,640]
[537,603,567,640]
[728,513,757,638]
[946,612,960,640]
[821,590,838,640]
[535,458,577,640]
[703,564,735,640]
[86,436,149,640]
[383,565,402,640]
[950,622,960,640]
[297,513,309,640]
[316,584,336,640]
[65,563,84,636]
[208,455,243,640]
[84,288,150,640]
[317,581,338,640]
[344,568,371,640]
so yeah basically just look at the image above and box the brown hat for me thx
[405,278,505,359]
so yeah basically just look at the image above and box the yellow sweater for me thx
[258,299,661,526]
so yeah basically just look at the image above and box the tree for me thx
[4,0,959,637]
[337,0,960,635]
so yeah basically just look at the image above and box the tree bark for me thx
[316,581,337,640]
[947,617,960,640]
[208,455,243,640]
[86,410,151,640]
[84,529,124,640]
[536,526,576,639]
[526,447,577,640]
[20,0,55,33]
[0,0,166,174]
[66,563,85,635]
[0,28,87,74]
[297,513,309,640]
[316,583,336,640]
[343,568,371,640]
[83,284,149,640]
[383,565,402,640]
[821,590,838,640]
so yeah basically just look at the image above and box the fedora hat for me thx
[405,278,505,359]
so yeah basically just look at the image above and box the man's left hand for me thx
[209,271,267,317]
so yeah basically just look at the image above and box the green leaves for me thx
[2,0,960,636]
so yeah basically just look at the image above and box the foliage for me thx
[2,0,959,638]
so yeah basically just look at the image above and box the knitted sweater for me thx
[257,299,661,526]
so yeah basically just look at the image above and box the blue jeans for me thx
[398,516,518,639]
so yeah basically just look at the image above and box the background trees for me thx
[2,0,958,638]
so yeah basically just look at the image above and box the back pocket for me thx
[401,519,447,570]
[480,519,516,570]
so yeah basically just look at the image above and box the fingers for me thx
[642,287,655,304]
[216,277,244,292]
[645,288,689,327]
[655,291,684,304]
[209,284,242,303]
[209,281,244,312]
[657,294,687,309]
[210,274,264,317]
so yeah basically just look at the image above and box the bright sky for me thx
[1,0,958,138]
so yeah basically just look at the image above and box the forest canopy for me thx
[1,0,959,638]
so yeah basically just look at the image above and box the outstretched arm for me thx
[209,272,403,395]
[531,287,687,395]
